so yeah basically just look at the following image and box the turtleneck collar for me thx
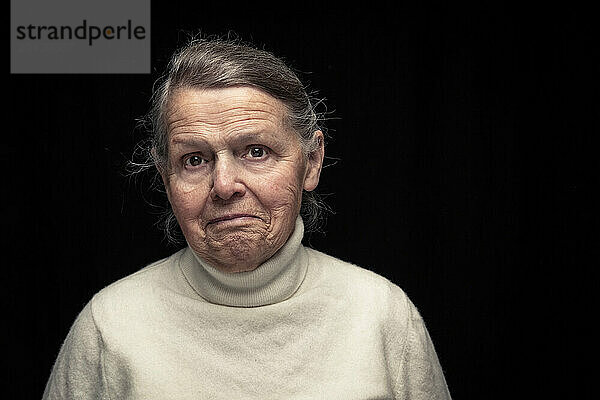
[178,217,308,307]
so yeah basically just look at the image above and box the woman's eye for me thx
[184,155,206,167]
[247,146,267,158]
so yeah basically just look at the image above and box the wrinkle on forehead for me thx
[165,87,289,137]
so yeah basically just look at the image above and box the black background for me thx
[6,3,597,399]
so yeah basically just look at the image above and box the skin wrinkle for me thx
[160,86,324,273]
[169,114,278,134]
[165,96,284,131]
[162,89,295,165]
[170,132,292,158]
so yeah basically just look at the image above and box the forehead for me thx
[165,86,289,136]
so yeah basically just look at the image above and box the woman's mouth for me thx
[208,214,258,225]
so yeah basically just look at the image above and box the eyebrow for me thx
[170,135,209,147]
[170,130,280,147]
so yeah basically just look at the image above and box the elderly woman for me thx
[43,38,451,399]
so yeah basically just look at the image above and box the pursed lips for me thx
[207,214,259,225]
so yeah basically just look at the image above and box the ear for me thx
[152,147,172,199]
[303,130,325,192]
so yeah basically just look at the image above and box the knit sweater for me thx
[43,218,451,399]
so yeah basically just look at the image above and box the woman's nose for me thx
[209,157,246,201]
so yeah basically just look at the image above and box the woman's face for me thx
[161,86,323,273]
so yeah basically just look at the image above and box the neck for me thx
[179,217,308,307]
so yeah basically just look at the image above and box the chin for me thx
[221,234,259,261]
[195,232,271,272]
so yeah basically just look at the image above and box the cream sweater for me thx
[43,218,451,399]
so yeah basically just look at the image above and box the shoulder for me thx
[304,247,415,319]
[305,247,407,293]
[88,249,186,324]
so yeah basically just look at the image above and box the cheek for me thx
[256,170,304,211]
[168,181,209,219]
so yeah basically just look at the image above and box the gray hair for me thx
[132,35,330,244]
